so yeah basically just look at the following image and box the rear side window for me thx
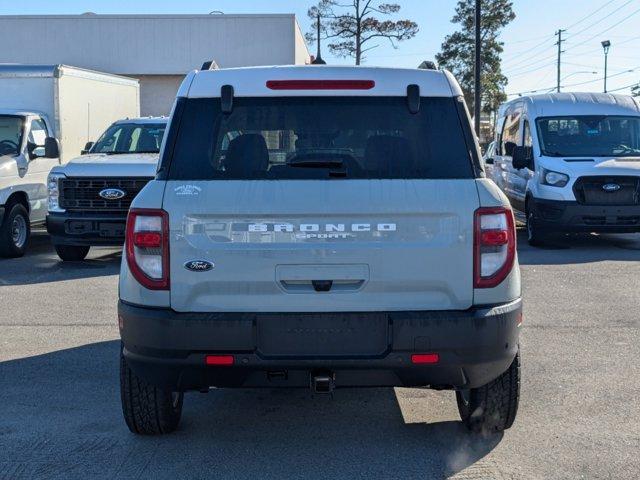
[164,97,475,180]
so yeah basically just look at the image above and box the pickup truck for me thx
[46,118,167,261]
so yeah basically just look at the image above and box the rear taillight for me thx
[125,208,169,290]
[474,207,516,289]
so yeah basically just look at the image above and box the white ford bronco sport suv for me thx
[118,66,522,435]
[47,118,167,261]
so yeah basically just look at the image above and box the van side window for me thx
[501,108,522,156]
[523,120,532,147]
[27,118,48,159]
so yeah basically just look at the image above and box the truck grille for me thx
[59,177,153,212]
[573,176,640,206]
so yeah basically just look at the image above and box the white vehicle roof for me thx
[179,65,463,98]
[113,117,167,125]
[0,108,43,117]
[501,92,640,119]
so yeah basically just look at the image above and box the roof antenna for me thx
[312,12,327,65]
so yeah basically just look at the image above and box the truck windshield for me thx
[0,115,24,157]
[536,115,640,157]
[165,97,476,180]
[91,123,166,155]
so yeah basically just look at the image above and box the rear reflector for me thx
[411,353,440,364]
[205,355,234,366]
[266,80,375,90]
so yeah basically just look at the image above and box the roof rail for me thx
[201,60,220,71]
[418,61,437,70]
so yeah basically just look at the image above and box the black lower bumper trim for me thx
[532,198,640,233]
[119,299,522,392]
[46,212,127,246]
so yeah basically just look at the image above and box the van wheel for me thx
[456,349,520,434]
[120,347,183,435]
[526,205,546,246]
[54,245,90,261]
[0,203,30,258]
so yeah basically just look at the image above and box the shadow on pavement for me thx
[0,341,501,479]
[516,229,640,266]
[0,232,121,286]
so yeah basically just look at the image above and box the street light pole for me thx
[474,0,481,137]
[601,40,611,93]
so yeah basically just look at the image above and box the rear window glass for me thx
[165,97,474,180]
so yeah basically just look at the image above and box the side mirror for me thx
[512,145,534,170]
[81,141,94,155]
[44,137,60,159]
[484,157,495,165]
[504,141,517,157]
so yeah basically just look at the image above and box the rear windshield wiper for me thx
[288,158,344,168]
[104,150,159,155]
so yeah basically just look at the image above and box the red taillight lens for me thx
[474,207,516,289]
[205,355,235,366]
[125,208,169,290]
[133,232,162,248]
[266,80,375,90]
[411,353,440,364]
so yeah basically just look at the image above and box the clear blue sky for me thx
[3,0,639,95]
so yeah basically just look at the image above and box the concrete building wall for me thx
[0,14,311,115]
[135,75,184,117]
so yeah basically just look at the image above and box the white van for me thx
[487,92,640,245]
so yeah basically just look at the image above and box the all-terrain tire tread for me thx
[119,348,182,435]
[458,350,520,433]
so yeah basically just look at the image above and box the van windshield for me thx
[92,123,166,155]
[536,115,640,157]
[0,115,24,157]
[165,97,476,180]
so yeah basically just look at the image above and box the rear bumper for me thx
[119,299,522,391]
[46,212,127,246]
[532,197,640,233]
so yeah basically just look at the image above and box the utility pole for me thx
[555,29,566,92]
[474,0,481,137]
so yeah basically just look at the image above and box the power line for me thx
[565,4,640,52]
[507,65,639,96]
[565,0,636,39]
[565,0,620,30]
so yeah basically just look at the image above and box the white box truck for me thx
[0,64,139,257]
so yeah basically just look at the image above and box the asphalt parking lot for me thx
[0,229,639,479]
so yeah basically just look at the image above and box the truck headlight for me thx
[47,172,66,212]
[541,169,569,187]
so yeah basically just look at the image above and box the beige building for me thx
[0,14,310,116]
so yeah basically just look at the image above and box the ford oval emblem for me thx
[184,260,214,272]
[602,183,621,192]
[99,188,126,200]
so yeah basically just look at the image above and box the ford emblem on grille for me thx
[602,183,621,192]
[184,260,214,272]
[99,188,126,200]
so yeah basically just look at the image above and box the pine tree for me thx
[436,0,515,115]
[307,1,418,65]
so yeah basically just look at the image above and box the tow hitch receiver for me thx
[311,371,335,394]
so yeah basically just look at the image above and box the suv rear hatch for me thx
[161,95,480,312]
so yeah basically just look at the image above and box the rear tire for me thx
[120,346,183,435]
[0,203,30,258]
[456,349,520,434]
[54,244,90,261]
